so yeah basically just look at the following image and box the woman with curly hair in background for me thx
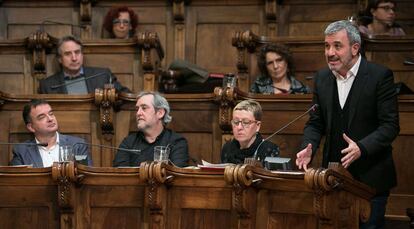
[103,6,138,39]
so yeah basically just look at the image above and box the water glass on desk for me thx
[59,145,74,162]
[154,146,170,163]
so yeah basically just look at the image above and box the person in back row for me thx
[250,43,311,95]
[358,0,406,38]
[113,91,189,167]
[10,99,91,167]
[38,35,131,94]
[221,99,279,164]
[103,6,138,39]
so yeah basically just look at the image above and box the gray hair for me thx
[137,91,172,125]
[56,35,83,57]
[324,20,361,46]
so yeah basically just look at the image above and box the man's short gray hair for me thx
[324,20,361,46]
[137,91,172,125]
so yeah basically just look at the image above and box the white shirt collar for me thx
[332,54,362,80]
[35,132,60,150]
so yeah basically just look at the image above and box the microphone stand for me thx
[0,142,48,147]
[73,142,141,155]
[245,104,319,167]
[50,71,108,89]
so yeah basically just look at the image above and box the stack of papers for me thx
[197,160,234,170]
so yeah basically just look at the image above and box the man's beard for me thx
[137,121,150,132]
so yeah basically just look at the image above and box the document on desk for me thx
[197,160,234,170]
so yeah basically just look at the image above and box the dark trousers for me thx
[360,191,390,229]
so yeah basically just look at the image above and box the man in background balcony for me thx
[38,35,130,94]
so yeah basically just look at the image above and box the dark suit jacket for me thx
[301,57,399,193]
[10,134,92,167]
[38,67,130,94]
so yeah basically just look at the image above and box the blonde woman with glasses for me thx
[220,100,279,164]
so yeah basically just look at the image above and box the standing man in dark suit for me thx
[38,35,130,94]
[10,99,91,167]
[296,20,399,228]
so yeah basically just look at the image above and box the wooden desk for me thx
[0,90,413,221]
[0,162,373,229]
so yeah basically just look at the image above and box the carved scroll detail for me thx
[172,0,187,22]
[140,161,171,229]
[95,86,117,140]
[225,164,256,224]
[51,161,80,208]
[265,0,277,21]
[305,163,373,226]
[25,31,54,79]
[135,32,164,91]
[214,87,237,132]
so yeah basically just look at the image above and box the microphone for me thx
[252,104,319,160]
[50,71,108,89]
[72,142,141,155]
[40,20,86,32]
[0,142,48,147]
[404,59,414,66]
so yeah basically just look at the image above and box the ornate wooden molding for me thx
[77,0,96,38]
[25,31,55,79]
[95,85,117,140]
[265,0,277,21]
[52,161,81,208]
[214,86,238,132]
[304,163,374,225]
[135,31,164,91]
[139,161,172,229]
[78,0,97,22]
[52,161,84,228]
[224,164,258,227]
[171,0,188,22]
[231,30,262,91]
[136,31,164,72]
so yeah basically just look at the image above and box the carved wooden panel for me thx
[0,167,59,229]
[186,5,263,74]
[284,1,356,36]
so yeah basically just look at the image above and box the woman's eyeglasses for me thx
[113,19,130,25]
[231,119,258,128]
[377,5,396,12]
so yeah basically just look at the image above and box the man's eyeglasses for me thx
[377,5,396,12]
[113,19,130,25]
[231,119,258,128]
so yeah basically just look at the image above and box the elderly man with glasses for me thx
[220,99,279,164]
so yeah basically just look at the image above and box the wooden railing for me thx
[0,161,374,228]
[1,88,414,221]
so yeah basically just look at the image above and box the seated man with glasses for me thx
[358,0,405,38]
[220,99,279,164]
[103,6,138,39]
